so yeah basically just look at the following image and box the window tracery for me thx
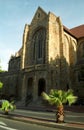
[32,28,46,64]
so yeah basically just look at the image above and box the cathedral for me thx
[0,7,84,106]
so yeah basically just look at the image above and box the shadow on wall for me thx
[49,55,74,91]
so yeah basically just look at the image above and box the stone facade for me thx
[0,7,84,105]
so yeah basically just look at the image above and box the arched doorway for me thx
[38,78,46,96]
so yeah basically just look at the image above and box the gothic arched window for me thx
[63,35,69,63]
[33,28,46,64]
[82,43,84,57]
[78,42,84,60]
[38,38,42,58]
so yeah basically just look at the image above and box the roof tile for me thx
[70,24,84,38]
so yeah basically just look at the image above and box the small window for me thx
[37,13,40,18]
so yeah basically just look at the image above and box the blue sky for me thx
[0,0,84,70]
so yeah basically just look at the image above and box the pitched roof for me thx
[63,25,77,38]
[70,24,84,38]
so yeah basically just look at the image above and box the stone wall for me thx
[0,71,21,100]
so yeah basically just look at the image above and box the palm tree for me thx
[42,89,77,123]
[1,100,16,115]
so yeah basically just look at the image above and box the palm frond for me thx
[42,89,77,107]
[41,92,50,101]
[66,95,77,106]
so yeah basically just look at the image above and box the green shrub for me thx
[1,100,16,114]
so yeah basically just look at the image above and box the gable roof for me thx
[63,25,77,38]
[30,7,84,40]
[70,24,84,39]
[31,6,47,24]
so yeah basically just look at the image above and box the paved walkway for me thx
[64,105,84,113]
[0,106,84,130]
[17,104,84,113]
[0,112,84,130]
